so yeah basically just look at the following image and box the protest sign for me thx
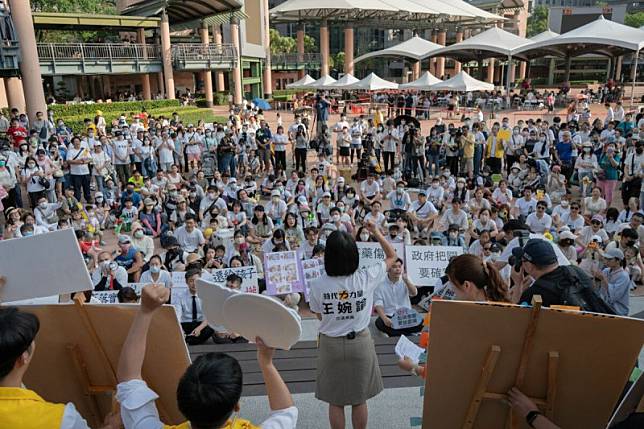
[404,245,463,286]
[171,271,187,287]
[300,258,325,302]
[391,307,423,330]
[92,291,120,304]
[264,251,305,295]
[357,242,405,269]
[0,229,92,302]
[202,266,259,293]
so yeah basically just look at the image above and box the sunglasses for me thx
[591,221,601,225]
[571,206,579,210]
[537,206,546,210]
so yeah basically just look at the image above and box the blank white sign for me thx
[0,229,93,302]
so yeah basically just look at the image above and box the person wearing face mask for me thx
[139,255,173,289]
[621,141,644,206]
[556,230,578,265]
[386,181,411,215]
[33,196,61,231]
[0,152,18,209]
[130,222,155,262]
[442,224,466,248]
[505,126,524,169]
[21,156,47,209]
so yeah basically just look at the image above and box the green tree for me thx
[625,12,644,29]
[333,51,345,73]
[303,34,317,53]
[270,29,296,54]
[527,5,549,37]
[31,0,118,43]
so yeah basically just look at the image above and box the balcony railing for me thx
[271,53,321,69]
[171,43,236,63]
[0,40,20,72]
[37,43,161,61]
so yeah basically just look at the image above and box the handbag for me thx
[37,176,50,189]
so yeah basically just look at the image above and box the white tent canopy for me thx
[399,71,442,90]
[421,26,531,61]
[429,71,494,92]
[355,36,443,64]
[307,74,337,89]
[513,16,644,57]
[529,29,559,43]
[285,74,316,89]
[343,73,398,90]
[326,73,360,89]
[269,0,502,22]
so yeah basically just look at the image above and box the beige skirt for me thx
[315,329,384,406]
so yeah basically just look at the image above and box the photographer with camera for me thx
[510,239,615,313]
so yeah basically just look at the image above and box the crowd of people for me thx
[1,90,643,428]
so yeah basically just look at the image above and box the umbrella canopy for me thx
[342,73,398,91]
[393,114,420,128]
[514,16,644,58]
[306,75,337,89]
[252,98,272,110]
[429,71,494,92]
[355,36,443,64]
[421,26,531,61]
[399,71,442,90]
[269,0,501,23]
[286,74,316,89]
[325,73,360,89]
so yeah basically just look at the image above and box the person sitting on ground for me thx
[116,284,298,429]
[373,258,421,337]
[174,269,215,345]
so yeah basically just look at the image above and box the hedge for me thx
[47,99,181,119]
[195,93,229,107]
[60,107,225,134]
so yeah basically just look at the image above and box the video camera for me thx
[509,229,531,272]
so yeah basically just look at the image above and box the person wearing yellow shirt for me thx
[116,285,298,429]
[0,302,107,428]
[459,127,476,178]
[485,123,505,174]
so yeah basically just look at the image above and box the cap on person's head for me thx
[176,196,186,203]
[337,177,345,183]
[559,231,577,241]
[118,235,131,245]
[448,224,460,232]
[131,222,143,232]
[418,190,426,196]
[511,238,557,266]
[591,214,604,224]
[457,177,466,184]
[430,231,443,240]
[167,184,177,191]
[323,191,331,198]
[297,195,307,205]
[144,197,155,206]
[271,189,281,197]
[94,191,103,199]
[36,148,46,155]
[591,234,603,243]
[300,203,310,212]
[601,247,624,261]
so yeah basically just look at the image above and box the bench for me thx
[189,336,424,396]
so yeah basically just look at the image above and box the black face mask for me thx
[127,189,133,194]
[637,147,643,155]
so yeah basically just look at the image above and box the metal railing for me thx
[36,43,161,61]
[171,43,236,63]
[271,53,321,68]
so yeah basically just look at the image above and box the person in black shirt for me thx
[511,239,595,307]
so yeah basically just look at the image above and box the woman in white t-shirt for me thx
[273,126,288,171]
[21,156,47,208]
[309,220,397,429]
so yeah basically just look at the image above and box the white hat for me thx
[559,231,576,241]
[591,235,603,243]
[271,190,281,197]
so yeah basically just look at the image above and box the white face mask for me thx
[360,233,370,241]
[331,214,340,222]
[561,201,569,208]
[432,183,439,189]
[38,202,47,209]
[449,232,458,239]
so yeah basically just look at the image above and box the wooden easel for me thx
[66,295,171,426]
[462,296,560,429]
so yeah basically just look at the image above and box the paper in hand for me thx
[394,335,425,364]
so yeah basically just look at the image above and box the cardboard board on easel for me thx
[422,300,644,429]
[19,302,190,428]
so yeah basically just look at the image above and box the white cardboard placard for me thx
[0,230,93,302]
[404,245,463,286]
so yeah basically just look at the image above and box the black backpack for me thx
[551,266,616,315]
